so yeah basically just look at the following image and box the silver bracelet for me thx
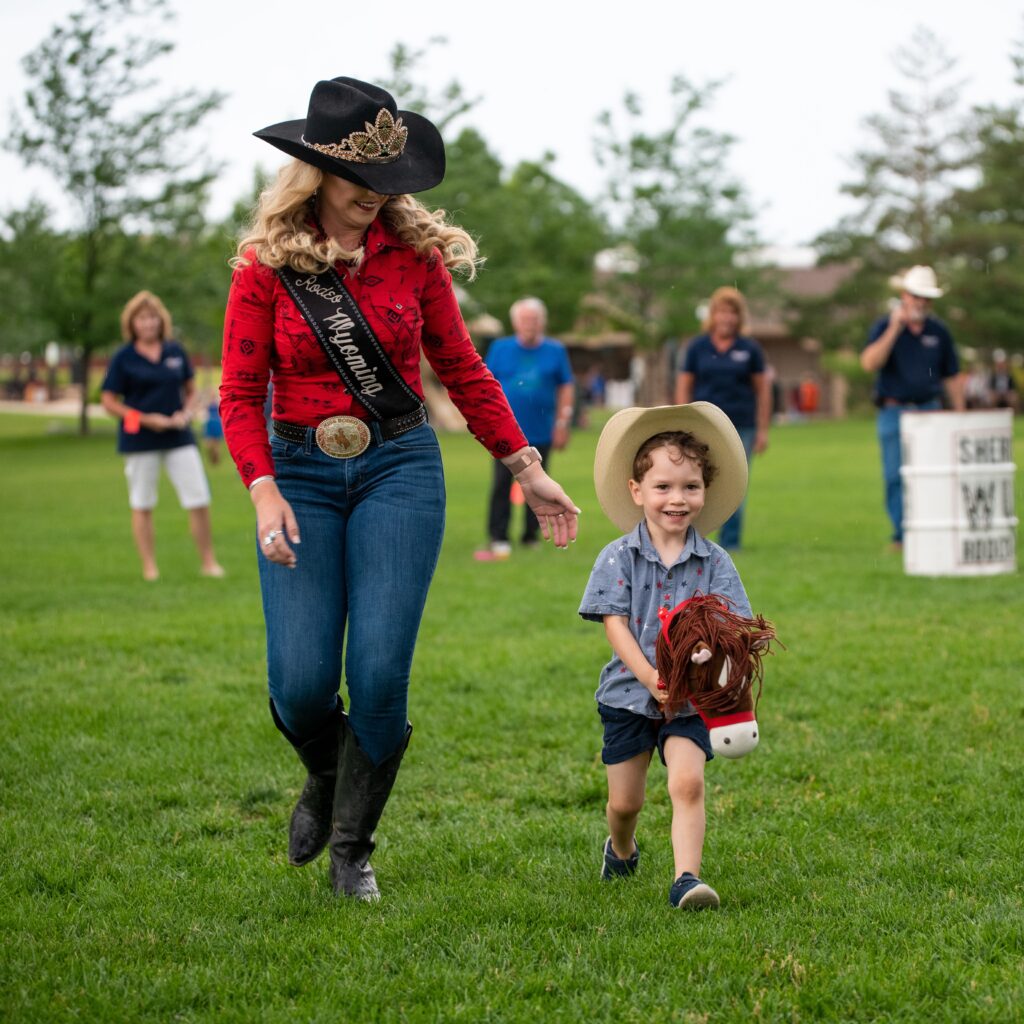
[248,475,276,492]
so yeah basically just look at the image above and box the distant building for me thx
[560,262,857,416]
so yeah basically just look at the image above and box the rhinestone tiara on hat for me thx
[301,107,408,165]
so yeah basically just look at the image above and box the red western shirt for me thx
[220,217,527,488]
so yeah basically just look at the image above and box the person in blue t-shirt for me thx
[860,266,965,549]
[478,297,575,559]
[674,287,770,550]
[101,291,224,581]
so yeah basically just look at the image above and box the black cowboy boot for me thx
[329,717,412,901]
[269,699,341,866]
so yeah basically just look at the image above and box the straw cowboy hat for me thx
[594,403,749,535]
[254,77,445,195]
[889,265,944,299]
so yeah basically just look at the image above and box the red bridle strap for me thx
[657,593,728,649]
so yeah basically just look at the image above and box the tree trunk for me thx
[78,348,91,436]
[79,228,99,437]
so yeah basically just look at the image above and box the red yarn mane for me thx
[654,594,778,718]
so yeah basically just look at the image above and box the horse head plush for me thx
[655,594,778,759]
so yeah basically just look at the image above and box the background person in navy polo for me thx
[101,290,224,582]
[860,265,965,549]
[480,297,575,558]
[674,287,770,550]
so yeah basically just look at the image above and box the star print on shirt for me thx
[608,557,616,565]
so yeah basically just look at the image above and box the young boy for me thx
[579,403,753,909]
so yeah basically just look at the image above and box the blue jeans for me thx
[876,401,940,542]
[716,426,756,550]
[258,422,446,765]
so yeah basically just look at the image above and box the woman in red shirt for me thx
[221,78,579,900]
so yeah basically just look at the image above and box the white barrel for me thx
[900,410,1017,576]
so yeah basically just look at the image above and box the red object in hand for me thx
[123,409,142,434]
[656,678,667,691]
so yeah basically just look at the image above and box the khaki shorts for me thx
[124,445,211,511]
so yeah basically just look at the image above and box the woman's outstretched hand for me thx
[517,467,581,548]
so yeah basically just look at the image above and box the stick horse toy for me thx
[655,594,779,759]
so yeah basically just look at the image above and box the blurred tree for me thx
[803,27,971,351]
[421,127,504,232]
[593,74,759,349]
[387,42,607,337]
[4,0,224,432]
[380,38,481,134]
[0,203,68,359]
[942,27,1024,354]
[837,27,970,254]
[481,158,608,333]
[424,134,607,334]
[0,207,235,380]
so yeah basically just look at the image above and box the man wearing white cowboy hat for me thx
[860,265,965,549]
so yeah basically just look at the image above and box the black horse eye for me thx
[723,737,731,744]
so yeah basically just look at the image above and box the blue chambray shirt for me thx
[578,521,752,719]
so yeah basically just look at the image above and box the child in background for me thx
[579,403,753,909]
[202,391,223,466]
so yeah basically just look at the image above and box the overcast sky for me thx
[2,0,1022,257]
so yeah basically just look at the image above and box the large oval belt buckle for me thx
[315,415,371,459]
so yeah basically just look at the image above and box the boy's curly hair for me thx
[631,431,718,488]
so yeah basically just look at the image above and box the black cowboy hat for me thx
[254,77,445,195]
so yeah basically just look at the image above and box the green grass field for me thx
[1,410,1022,1023]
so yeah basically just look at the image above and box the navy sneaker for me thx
[601,837,639,880]
[668,872,720,909]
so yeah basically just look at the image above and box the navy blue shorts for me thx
[598,703,713,766]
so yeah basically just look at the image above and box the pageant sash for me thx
[276,264,423,421]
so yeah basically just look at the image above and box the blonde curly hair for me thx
[233,159,479,278]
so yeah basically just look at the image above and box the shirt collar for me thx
[624,520,711,566]
[304,214,404,255]
[364,215,404,254]
[514,334,548,349]
[902,315,939,337]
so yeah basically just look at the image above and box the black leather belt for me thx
[273,407,426,446]
[881,398,936,409]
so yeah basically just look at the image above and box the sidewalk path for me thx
[0,399,106,417]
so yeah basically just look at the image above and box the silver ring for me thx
[262,530,279,546]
